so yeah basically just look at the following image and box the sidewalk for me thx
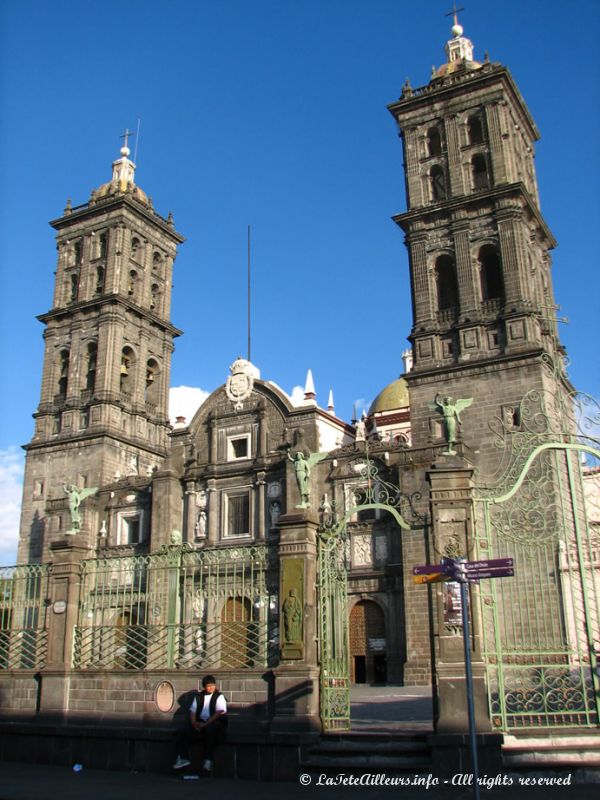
[1,762,599,800]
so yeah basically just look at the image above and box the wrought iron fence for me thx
[0,563,50,670]
[475,386,600,731]
[73,543,279,671]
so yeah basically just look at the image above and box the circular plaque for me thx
[155,680,175,713]
[53,600,67,614]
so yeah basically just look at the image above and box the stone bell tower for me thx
[17,137,184,563]
[388,17,569,470]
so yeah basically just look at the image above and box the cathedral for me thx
[1,16,598,772]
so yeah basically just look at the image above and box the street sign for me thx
[467,567,514,581]
[413,572,447,585]
[413,564,446,575]
[465,558,513,571]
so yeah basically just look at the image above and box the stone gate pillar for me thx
[427,456,490,733]
[271,510,320,732]
[39,538,89,718]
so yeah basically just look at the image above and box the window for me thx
[145,359,159,405]
[128,270,137,298]
[73,239,83,265]
[150,283,160,311]
[69,272,79,302]
[33,480,44,499]
[430,165,446,201]
[479,245,504,302]
[225,492,251,537]
[86,343,97,391]
[131,237,140,260]
[467,114,484,145]
[120,347,134,395]
[435,255,459,311]
[472,154,490,190]
[99,231,108,259]
[227,434,251,461]
[95,266,105,295]
[427,126,442,157]
[117,512,143,545]
[58,349,70,396]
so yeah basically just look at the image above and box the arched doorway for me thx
[349,599,387,684]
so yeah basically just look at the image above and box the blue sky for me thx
[1,0,599,562]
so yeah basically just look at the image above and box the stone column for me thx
[427,456,490,734]
[207,478,218,544]
[271,510,320,732]
[184,481,197,542]
[150,467,183,550]
[256,471,266,541]
[39,539,90,718]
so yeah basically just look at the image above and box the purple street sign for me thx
[467,567,514,581]
[465,558,513,571]
[413,564,445,575]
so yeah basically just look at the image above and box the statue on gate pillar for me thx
[287,446,328,509]
[63,483,98,534]
[428,394,473,455]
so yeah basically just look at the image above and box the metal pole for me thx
[457,559,480,800]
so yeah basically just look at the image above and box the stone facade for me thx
[2,21,597,756]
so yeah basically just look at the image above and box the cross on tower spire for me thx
[120,127,134,152]
[445,2,465,27]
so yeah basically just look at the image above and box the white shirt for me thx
[189,692,227,721]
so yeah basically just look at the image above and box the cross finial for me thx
[120,127,134,150]
[445,2,465,27]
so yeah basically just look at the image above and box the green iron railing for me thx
[73,543,278,671]
[0,563,50,670]
[476,434,600,731]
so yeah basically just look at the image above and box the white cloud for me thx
[289,385,304,407]
[169,386,210,426]
[0,447,24,565]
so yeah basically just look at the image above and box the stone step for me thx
[301,732,432,774]
[309,739,429,755]
[503,734,600,770]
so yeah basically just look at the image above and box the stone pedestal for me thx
[40,538,90,718]
[427,456,491,733]
[271,511,321,732]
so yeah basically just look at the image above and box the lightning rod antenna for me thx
[133,117,141,164]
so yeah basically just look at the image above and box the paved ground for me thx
[350,684,433,732]
[1,761,598,800]
[2,685,598,799]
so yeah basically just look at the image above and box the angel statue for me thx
[287,448,328,509]
[63,483,98,534]
[428,394,473,456]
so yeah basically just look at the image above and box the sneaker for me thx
[173,756,191,770]
[202,759,213,772]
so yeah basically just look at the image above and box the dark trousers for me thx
[175,719,226,762]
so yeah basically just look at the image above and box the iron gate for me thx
[474,388,600,731]
[317,450,411,731]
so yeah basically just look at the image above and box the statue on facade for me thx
[428,394,473,455]
[63,484,98,534]
[170,529,182,545]
[195,510,207,538]
[355,415,366,442]
[287,448,328,508]
[269,501,281,529]
[282,588,302,643]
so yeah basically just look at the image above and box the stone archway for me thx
[349,599,387,684]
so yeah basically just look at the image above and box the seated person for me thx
[173,674,227,774]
